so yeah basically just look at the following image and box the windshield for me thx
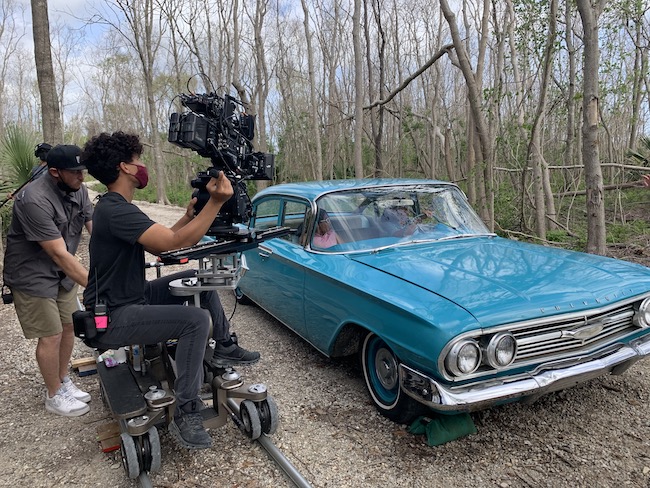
[310,183,493,253]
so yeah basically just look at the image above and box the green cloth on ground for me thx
[408,413,477,446]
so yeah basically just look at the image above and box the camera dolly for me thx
[168,275,279,440]
[75,227,302,485]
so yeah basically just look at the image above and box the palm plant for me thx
[0,125,38,192]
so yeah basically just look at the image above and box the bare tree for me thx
[30,0,62,143]
[94,0,169,204]
[0,0,26,131]
[625,1,648,150]
[439,0,494,228]
[365,0,386,178]
[316,0,345,180]
[576,0,606,255]
[352,0,364,178]
[527,0,558,239]
[563,0,579,173]
[300,0,323,180]
[50,22,85,137]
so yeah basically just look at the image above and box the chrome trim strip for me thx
[404,333,650,412]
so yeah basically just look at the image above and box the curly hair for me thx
[80,131,143,185]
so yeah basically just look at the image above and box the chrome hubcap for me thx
[375,347,398,390]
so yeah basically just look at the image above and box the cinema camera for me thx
[168,90,274,235]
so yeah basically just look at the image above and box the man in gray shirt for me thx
[3,144,93,417]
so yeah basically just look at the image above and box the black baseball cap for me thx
[46,144,86,170]
[34,142,52,160]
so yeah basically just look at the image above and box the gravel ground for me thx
[1,193,650,487]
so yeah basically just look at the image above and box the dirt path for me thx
[1,193,650,487]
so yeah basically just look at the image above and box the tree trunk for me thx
[564,0,577,188]
[366,0,385,178]
[440,0,494,229]
[352,0,364,178]
[628,9,645,150]
[31,0,62,143]
[301,0,323,180]
[527,0,558,239]
[576,0,606,255]
[117,0,169,205]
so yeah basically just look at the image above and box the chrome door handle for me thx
[258,245,273,259]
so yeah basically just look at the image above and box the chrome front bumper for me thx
[400,334,650,413]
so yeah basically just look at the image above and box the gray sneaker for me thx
[45,389,90,417]
[169,411,212,449]
[211,342,260,367]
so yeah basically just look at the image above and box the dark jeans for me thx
[93,270,232,410]
[145,270,231,344]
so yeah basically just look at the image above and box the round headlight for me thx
[445,339,481,376]
[486,333,517,369]
[633,297,650,328]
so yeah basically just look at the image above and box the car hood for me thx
[349,237,650,327]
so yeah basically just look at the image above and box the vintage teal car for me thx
[237,179,650,424]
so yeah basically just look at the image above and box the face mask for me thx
[57,181,78,193]
[54,169,80,193]
[133,164,149,189]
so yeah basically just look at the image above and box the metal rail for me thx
[257,434,312,488]
[138,472,153,488]
[136,400,312,488]
[227,398,313,488]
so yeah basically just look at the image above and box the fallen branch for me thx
[554,181,643,197]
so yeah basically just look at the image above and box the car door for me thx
[243,197,310,339]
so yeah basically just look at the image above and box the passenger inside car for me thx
[312,209,343,249]
[381,204,418,237]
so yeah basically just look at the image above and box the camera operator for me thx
[3,144,93,417]
[80,131,259,449]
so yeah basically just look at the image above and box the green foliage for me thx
[132,185,157,202]
[493,182,521,230]
[0,126,38,190]
[89,181,107,194]
[0,204,12,237]
[165,181,193,207]
[627,136,650,166]
[606,219,650,245]
[0,127,37,239]
[545,230,588,251]
[245,181,259,200]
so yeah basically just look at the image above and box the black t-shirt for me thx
[83,192,155,310]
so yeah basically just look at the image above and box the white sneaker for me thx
[60,376,91,403]
[45,389,90,417]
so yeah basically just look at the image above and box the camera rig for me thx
[168,89,274,236]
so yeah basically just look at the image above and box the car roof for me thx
[253,178,456,202]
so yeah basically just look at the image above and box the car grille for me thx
[511,303,639,366]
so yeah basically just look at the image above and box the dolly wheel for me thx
[144,426,161,474]
[120,433,141,479]
[258,396,279,435]
[239,400,262,440]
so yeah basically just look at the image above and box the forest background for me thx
[0,0,649,256]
